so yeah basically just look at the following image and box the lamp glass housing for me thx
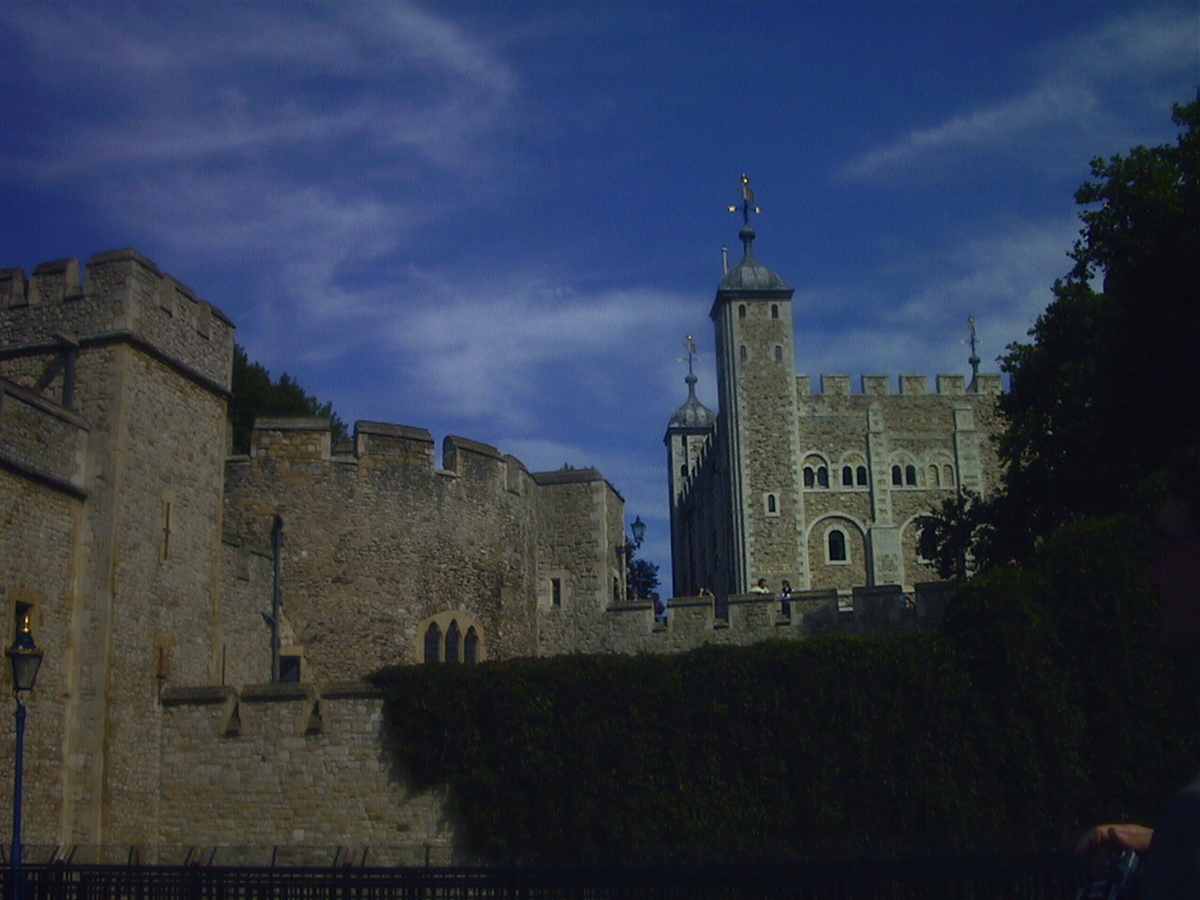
[631,516,646,547]
[7,645,43,693]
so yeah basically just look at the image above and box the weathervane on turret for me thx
[679,334,700,378]
[964,315,982,392]
[728,174,761,226]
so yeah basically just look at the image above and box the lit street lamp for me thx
[7,619,43,900]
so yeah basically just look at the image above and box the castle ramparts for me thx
[797,373,1003,396]
[1,249,233,392]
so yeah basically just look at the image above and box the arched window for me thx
[842,466,853,486]
[804,467,815,488]
[771,304,779,319]
[828,529,847,562]
[944,464,954,486]
[905,464,917,486]
[774,345,783,363]
[738,304,746,319]
[739,345,748,362]
[892,465,902,486]
[817,467,829,488]
[423,623,441,664]
[856,466,868,486]
[464,627,478,664]
[928,465,940,487]
[445,620,460,663]
[766,493,778,514]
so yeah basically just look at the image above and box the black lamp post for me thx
[7,622,43,900]
[616,516,647,599]
[616,515,646,558]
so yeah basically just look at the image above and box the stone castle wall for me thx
[156,683,455,863]
[2,246,984,860]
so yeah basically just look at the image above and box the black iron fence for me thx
[3,853,1085,900]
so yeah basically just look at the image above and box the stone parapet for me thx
[0,250,233,392]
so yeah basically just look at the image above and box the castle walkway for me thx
[5,851,1083,899]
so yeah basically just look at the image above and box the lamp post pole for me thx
[10,693,26,876]
[7,623,43,900]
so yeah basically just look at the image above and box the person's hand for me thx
[1075,823,1154,870]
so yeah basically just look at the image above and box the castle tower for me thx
[664,338,715,597]
[708,180,803,593]
[0,249,233,846]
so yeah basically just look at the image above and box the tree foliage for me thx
[626,553,660,600]
[229,343,347,453]
[372,515,1200,866]
[916,490,989,580]
[980,92,1200,567]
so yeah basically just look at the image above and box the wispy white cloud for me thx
[387,273,690,427]
[842,5,1196,181]
[844,84,1100,179]
[798,214,1078,380]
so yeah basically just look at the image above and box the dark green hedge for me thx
[373,515,1200,865]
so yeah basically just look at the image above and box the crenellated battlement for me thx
[0,249,234,392]
[796,372,1002,396]
[245,417,530,491]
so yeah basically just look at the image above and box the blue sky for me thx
[1,2,1196,578]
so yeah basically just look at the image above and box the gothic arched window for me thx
[464,627,478,664]
[445,620,460,663]
[423,623,441,664]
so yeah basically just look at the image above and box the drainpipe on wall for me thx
[271,514,283,683]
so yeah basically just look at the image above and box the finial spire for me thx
[964,315,981,391]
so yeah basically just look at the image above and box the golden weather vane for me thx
[728,174,761,226]
[678,335,700,376]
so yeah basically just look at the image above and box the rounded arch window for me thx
[771,304,779,319]
[739,345,748,362]
[905,464,917,486]
[828,529,847,562]
[891,465,903,486]
[738,304,746,319]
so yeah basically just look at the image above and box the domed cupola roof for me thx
[718,224,789,292]
[669,371,715,430]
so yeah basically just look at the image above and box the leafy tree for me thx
[980,92,1200,567]
[229,343,347,453]
[916,489,989,580]
[626,553,660,601]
